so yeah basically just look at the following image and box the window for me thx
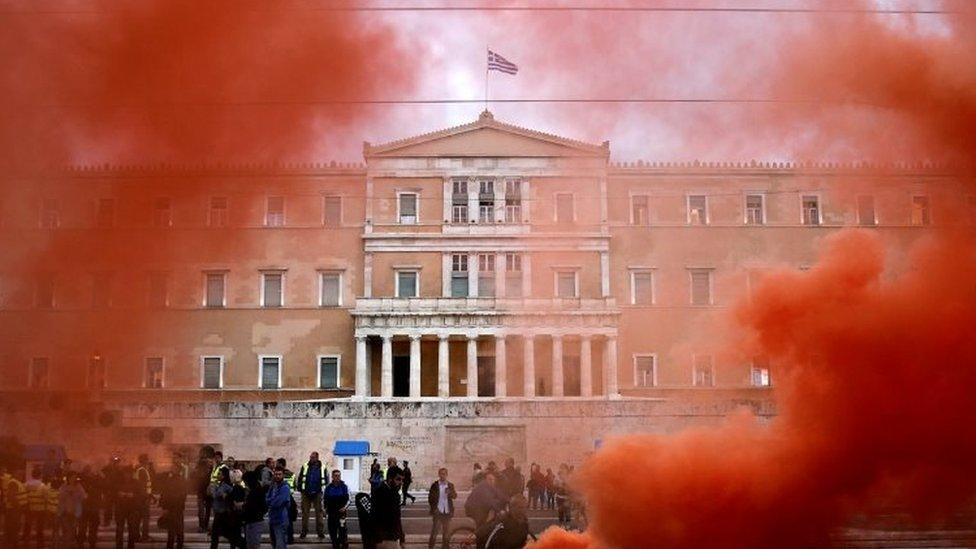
[35,274,55,309]
[479,180,495,223]
[320,272,341,307]
[396,270,419,298]
[693,355,715,387]
[88,355,106,390]
[40,199,60,228]
[91,272,112,309]
[631,270,654,305]
[911,195,930,226]
[266,196,285,227]
[318,355,340,389]
[751,356,771,387]
[631,195,649,226]
[323,196,342,228]
[153,197,172,227]
[556,271,578,298]
[259,356,281,389]
[96,198,116,228]
[209,197,228,227]
[204,272,226,308]
[451,180,468,223]
[857,195,876,226]
[29,358,49,389]
[505,180,522,223]
[687,195,707,225]
[689,269,712,305]
[145,357,164,388]
[398,192,418,224]
[201,356,223,389]
[555,193,574,223]
[148,272,168,308]
[451,254,469,298]
[478,254,496,297]
[802,195,821,226]
[261,272,284,308]
[634,354,656,387]
[505,253,522,297]
[745,194,764,225]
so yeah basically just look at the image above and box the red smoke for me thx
[531,8,976,549]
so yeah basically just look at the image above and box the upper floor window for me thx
[260,355,281,390]
[555,193,574,223]
[751,356,771,387]
[323,196,342,228]
[201,356,223,389]
[145,357,164,388]
[35,274,55,309]
[856,195,877,226]
[204,272,226,308]
[630,269,654,305]
[479,180,495,223]
[40,198,60,229]
[451,180,468,223]
[802,195,821,226]
[504,253,523,297]
[320,271,342,307]
[505,180,522,223]
[745,194,765,225]
[96,198,116,228]
[261,271,284,308]
[266,196,285,227]
[209,196,228,227]
[396,269,419,298]
[398,192,418,224]
[88,355,106,390]
[687,195,708,225]
[478,253,496,297]
[555,270,578,298]
[911,195,930,226]
[148,271,168,308]
[693,354,715,387]
[318,355,340,389]
[634,354,657,387]
[631,195,649,226]
[451,254,469,298]
[153,197,172,227]
[29,357,49,389]
[689,268,713,305]
[91,272,112,309]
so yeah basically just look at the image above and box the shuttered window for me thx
[631,195,649,225]
[802,195,821,226]
[323,196,342,227]
[260,356,280,389]
[451,254,468,297]
[209,196,228,227]
[205,273,225,308]
[396,271,418,298]
[911,195,930,226]
[632,271,654,305]
[556,271,577,298]
[319,356,339,389]
[398,193,418,224]
[145,357,164,388]
[478,254,495,297]
[745,194,764,225]
[320,272,341,307]
[689,269,712,305]
[505,253,522,297]
[262,272,283,308]
[202,357,222,389]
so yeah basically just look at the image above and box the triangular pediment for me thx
[364,111,608,158]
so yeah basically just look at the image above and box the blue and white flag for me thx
[488,50,518,75]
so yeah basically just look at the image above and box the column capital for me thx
[438,333,450,341]
[580,334,593,341]
[355,334,367,342]
[467,334,479,341]
[409,334,422,341]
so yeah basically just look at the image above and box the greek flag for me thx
[488,50,518,75]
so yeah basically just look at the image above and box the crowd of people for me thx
[0,447,575,549]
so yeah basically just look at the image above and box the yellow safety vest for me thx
[210,463,228,484]
[136,466,152,495]
[25,482,49,513]
[2,474,26,510]
[293,461,328,491]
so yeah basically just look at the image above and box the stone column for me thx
[409,335,421,398]
[580,335,593,397]
[469,253,479,298]
[551,335,564,397]
[355,335,368,398]
[363,252,373,298]
[438,335,450,398]
[523,335,535,397]
[600,251,611,298]
[605,334,619,397]
[467,336,479,397]
[381,335,393,398]
[495,335,507,397]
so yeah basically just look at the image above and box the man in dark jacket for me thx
[497,458,522,499]
[114,467,141,549]
[294,451,325,540]
[158,470,187,549]
[194,457,214,533]
[371,469,404,549]
[323,470,349,549]
[465,472,505,530]
[400,461,415,506]
[427,468,457,549]
[242,471,266,549]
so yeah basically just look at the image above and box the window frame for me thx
[686,194,709,225]
[553,192,576,223]
[260,270,285,308]
[203,271,227,308]
[144,356,165,389]
[265,196,286,227]
[316,354,342,390]
[750,360,772,387]
[744,193,766,225]
[692,354,715,387]
[258,354,283,390]
[688,268,714,306]
[633,353,658,388]
[87,355,107,390]
[450,253,469,298]
[323,195,343,228]
[395,269,420,298]
[318,270,343,307]
[630,193,650,226]
[200,355,225,389]
[504,253,523,298]
[553,269,580,299]
[478,179,496,224]
[629,268,656,306]
[801,194,822,226]
[504,178,523,223]
[856,194,878,226]
[396,191,420,225]
[477,253,496,297]
[910,194,931,226]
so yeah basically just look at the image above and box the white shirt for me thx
[437,480,450,514]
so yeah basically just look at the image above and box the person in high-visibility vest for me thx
[1,466,26,546]
[22,467,50,546]
[135,454,153,542]
[293,451,327,539]
[209,452,234,485]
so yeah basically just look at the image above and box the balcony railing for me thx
[352,296,618,313]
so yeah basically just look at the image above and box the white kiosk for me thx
[332,440,370,493]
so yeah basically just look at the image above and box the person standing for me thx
[135,454,154,542]
[2,466,26,547]
[242,471,267,549]
[79,466,102,549]
[101,456,122,527]
[159,469,188,549]
[259,458,275,489]
[427,468,457,549]
[323,470,349,549]
[195,455,215,533]
[371,469,405,549]
[293,451,326,540]
[464,472,505,531]
[209,468,243,549]
[22,467,50,546]
[266,468,291,549]
[57,473,86,548]
[114,467,141,549]
[400,461,415,506]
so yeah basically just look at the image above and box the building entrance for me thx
[393,356,410,397]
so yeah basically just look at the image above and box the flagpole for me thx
[484,46,489,111]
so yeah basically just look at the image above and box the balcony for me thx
[352,296,618,313]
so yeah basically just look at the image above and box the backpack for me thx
[354,492,373,547]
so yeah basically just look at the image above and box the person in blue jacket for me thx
[323,470,350,549]
[266,468,292,549]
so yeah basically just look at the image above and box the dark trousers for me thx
[198,494,213,530]
[166,515,185,549]
[115,510,139,549]
[139,498,151,539]
[428,513,451,549]
[211,512,243,549]
[23,510,46,546]
[327,510,345,549]
[300,492,324,536]
[103,494,117,525]
[402,483,415,504]
[80,511,100,549]
[4,509,22,547]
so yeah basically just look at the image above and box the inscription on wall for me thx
[444,425,526,465]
